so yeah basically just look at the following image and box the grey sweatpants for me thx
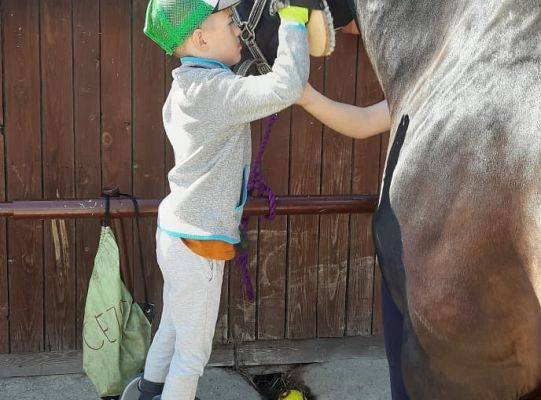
[143,228,225,400]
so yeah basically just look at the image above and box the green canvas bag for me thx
[82,193,155,397]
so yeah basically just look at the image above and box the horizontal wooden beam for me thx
[0,336,384,378]
[0,195,378,219]
[236,335,385,366]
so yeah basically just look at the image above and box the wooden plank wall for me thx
[73,0,102,351]
[0,2,7,353]
[41,0,76,351]
[5,0,44,353]
[0,1,388,354]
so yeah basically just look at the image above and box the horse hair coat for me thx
[355,1,541,399]
[234,0,540,397]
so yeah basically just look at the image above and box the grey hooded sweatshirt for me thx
[157,22,309,244]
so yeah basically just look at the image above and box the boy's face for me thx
[199,8,242,66]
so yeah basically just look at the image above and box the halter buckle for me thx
[239,21,256,44]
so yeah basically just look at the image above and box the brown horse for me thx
[354,0,541,399]
[234,0,540,397]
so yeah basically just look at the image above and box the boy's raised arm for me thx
[194,11,310,125]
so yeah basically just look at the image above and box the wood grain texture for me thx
[4,0,44,353]
[318,32,357,338]
[229,121,261,342]
[214,260,229,344]
[257,111,290,340]
[73,0,101,350]
[0,5,8,354]
[100,0,134,300]
[237,335,385,366]
[41,0,76,351]
[287,57,324,339]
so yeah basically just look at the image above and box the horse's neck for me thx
[355,0,462,114]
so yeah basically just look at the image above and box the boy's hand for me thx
[296,82,316,107]
[278,6,309,25]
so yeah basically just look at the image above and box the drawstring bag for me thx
[83,192,154,398]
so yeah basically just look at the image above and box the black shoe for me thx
[138,377,164,400]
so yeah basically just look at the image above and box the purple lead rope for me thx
[235,114,279,301]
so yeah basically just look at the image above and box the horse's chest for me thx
[374,112,538,357]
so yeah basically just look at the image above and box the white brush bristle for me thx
[321,0,336,56]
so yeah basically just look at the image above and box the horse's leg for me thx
[400,220,541,400]
[381,276,410,400]
[400,314,466,400]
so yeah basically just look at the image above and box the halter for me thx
[233,0,273,75]
[233,0,336,76]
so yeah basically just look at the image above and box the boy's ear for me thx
[191,28,208,50]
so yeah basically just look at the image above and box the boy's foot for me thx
[151,397,201,400]
[137,377,164,400]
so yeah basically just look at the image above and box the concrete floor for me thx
[293,358,391,400]
[0,357,391,400]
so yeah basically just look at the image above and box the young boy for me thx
[138,0,310,399]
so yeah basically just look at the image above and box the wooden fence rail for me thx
[0,195,378,219]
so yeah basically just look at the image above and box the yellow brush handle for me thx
[278,6,309,25]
